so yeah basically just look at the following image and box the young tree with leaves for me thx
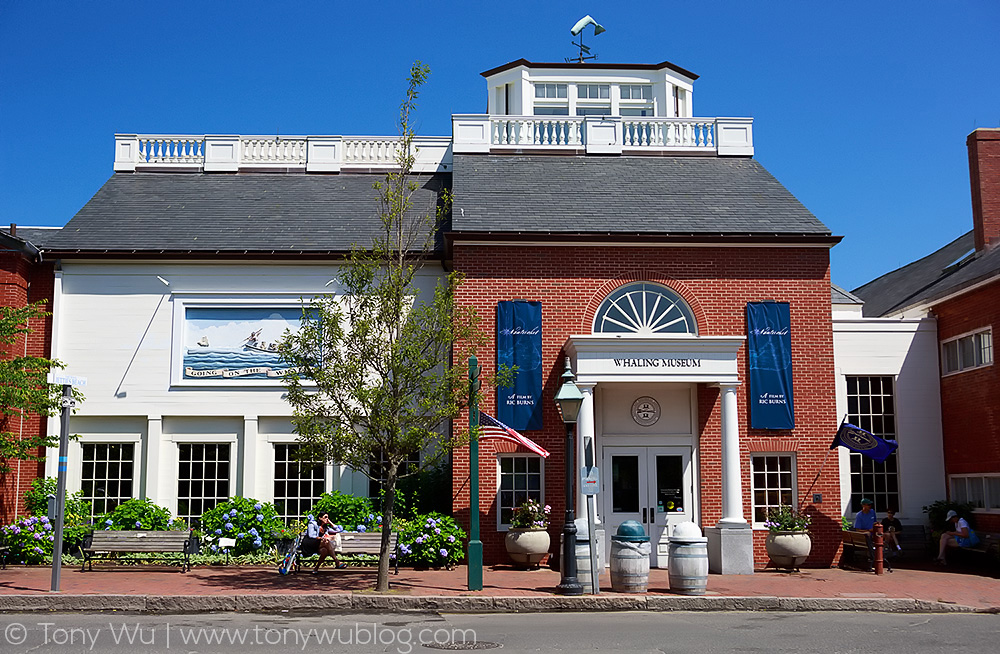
[0,301,71,474]
[279,62,479,591]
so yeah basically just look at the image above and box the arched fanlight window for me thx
[593,282,697,335]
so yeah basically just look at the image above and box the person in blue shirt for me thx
[853,498,877,532]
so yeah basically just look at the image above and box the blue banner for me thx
[830,421,899,463]
[497,301,543,430]
[746,302,795,429]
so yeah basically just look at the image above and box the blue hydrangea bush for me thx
[1,516,56,564]
[200,497,283,555]
[396,512,466,568]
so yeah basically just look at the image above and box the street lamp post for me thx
[554,357,584,596]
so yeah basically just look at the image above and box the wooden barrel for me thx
[609,539,650,593]
[667,539,708,596]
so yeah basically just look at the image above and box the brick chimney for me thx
[968,128,1000,251]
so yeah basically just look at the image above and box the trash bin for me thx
[609,520,650,593]
[668,521,708,596]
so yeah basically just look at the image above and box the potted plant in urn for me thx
[504,499,551,568]
[764,505,812,568]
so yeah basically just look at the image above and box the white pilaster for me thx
[145,416,163,503]
[577,383,596,516]
[718,382,746,525]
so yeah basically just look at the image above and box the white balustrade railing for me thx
[491,117,584,147]
[452,115,753,156]
[115,134,453,172]
[621,118,716,150]
[137,136,204,165]
[240,137,308,166]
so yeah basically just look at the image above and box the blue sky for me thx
[2,1,998,291]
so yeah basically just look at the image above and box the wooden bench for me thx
[951,531,1000,567]
[295,531,399,574]
[840,530,893,572]
[81,530,197,572]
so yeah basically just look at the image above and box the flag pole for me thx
[797,414,847,511]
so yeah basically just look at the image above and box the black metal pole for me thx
[556,421,582,596]
[50,384,72,592]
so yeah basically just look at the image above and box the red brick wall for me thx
[934,280,1000,533]
[0,251,55,523]
[452,244,841,567]
[968,129,1000,251]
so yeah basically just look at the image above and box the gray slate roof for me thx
[451,154,831,235]
[1,226,62,249]
[44,173,446,254]
[831,284,864,305]
[852,231,1000,317]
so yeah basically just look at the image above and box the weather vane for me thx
[566,15,605,63]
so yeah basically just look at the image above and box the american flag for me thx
[478,411,550,458]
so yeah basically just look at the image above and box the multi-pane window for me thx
[368,450,420,505]
[942,329,993,375]
[534,83,567,99]
[498,455,543,528]
[177,443,230,526]
[620,84,652,100]
[846,376,898,512]
[951,474,1000,510]
[81,443,135,516]
[751,454,795,524]
[593,282,697,335]
[273,444,325,523]
[577,84,610,99]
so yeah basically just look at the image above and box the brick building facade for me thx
[0,226,57,522]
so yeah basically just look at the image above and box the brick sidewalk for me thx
[1,562,997,611]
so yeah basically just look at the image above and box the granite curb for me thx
[0,594,987,614]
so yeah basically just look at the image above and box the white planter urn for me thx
[765,530,812,568]
[504,528,551,567]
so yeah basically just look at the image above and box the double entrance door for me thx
[603,446,692,568]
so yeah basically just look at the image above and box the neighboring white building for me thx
[831,284,945,524]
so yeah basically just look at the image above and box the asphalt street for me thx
[1,611,997,654]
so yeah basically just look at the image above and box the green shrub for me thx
[304,492,377,531]
[396,512,466,568]
[21,477,92,551]
[923,499,978,531]
[201,497,284,556]
[1,516,55,564]
[94,498,177,531]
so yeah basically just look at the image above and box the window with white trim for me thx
[177,443,230,526]
[751,454,796,525]
[846,375,898,513]
[81,443,135,516]
[533,83,568,116]
[273,444,325,523]
[368,449,419,505]
[593,282,697,335]
[498,455,544,529]
[942,328,993,375]
[950,474,1000,511]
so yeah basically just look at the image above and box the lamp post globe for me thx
[554,357,584,596]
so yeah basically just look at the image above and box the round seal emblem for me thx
[631,396,660,426]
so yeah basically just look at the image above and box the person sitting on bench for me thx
[881,508,903,556]
[853,498,876,533]
[312,514,345,573]
[936,509,980,565]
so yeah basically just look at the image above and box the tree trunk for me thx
[376,463,398,592]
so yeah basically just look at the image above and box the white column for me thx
[576,383,596,516]
[145,417,164,505]
[718,383,746,525]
